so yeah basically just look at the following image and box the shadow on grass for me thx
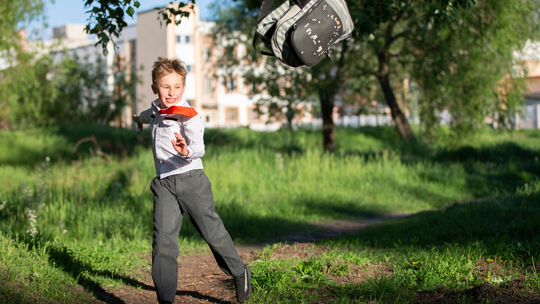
[0,124,152,167]
[327,187,540,258]
[45,245,143,304]
[345,127,540,198]
[16,237,230,304]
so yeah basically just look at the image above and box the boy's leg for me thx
[176,169,245,277]
[150,176,183,304]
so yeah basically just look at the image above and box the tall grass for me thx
[0,127,479,245]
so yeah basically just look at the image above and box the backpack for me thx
[253,0,354,67]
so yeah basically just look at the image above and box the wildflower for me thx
[26,208,38,237]
[342,285,345,287]
[413,262,418,265]
[487,259,493,262]
[468,260,472,262]
[33,270,37,272]
[435,256,438,259]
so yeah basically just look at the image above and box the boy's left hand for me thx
[172,132,189,156]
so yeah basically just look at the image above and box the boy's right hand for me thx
[133,115,143,133]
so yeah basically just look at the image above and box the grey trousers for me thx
[150,169,245,304]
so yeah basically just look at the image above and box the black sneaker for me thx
[234,265,252,303]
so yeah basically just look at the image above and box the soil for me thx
[82,215,539,304]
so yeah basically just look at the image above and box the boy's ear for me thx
[151,84,158,94]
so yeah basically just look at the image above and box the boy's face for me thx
[151,72,186,108]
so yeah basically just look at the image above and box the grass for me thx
[0,124,539,303]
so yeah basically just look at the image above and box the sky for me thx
[34,0,214,40]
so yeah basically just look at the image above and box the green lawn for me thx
[0,125,539,303]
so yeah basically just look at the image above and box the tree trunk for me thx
[376,50,413,140]
[320,92,336,151]
[286,104,295,146]
[315,41,348,152]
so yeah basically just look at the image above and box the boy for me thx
[133,57,251,304]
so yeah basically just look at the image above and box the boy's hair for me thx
[151,57,188,85]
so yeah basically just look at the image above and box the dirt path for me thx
[89,214,538,304]
[91,215,409,304]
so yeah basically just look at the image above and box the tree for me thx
[212,0,475,149]
[83,0,196,55]
[0,0,45,55]
[49,53,138,125]
[212,4,316,147]
[0,52,56,128]
[410,0,540,139]
[344,1,481,140]
[346,0,540,141]
[0,0,47,128]
[83,0,538,146]
[244,57,315,147]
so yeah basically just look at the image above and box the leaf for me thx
[134,1,140,8]
[126,6,134,17]
[92,23,103,33]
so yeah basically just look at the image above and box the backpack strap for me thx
[253,32,275,57]
[253,0,277,57]
[257,0,276,22]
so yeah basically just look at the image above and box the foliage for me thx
[411,0,540,139]
[0,0,45,56]
[0,52,55,128]
[50,53,138,125]
[213,0,351,151]
[0,50,139,128]
[83,0,195,55]
[343,0,540,142]
[213,5,316,145]
[212,0,540,145]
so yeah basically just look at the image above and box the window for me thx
[248,107,261,123]
[186,65,192,72]
[205,115,211,122]
[185,35,192,43]
[226,77,237,92]
[186,99,194,107]
[225,107,238,123]
[203,47,212,62]
[204,77,212,93]
[176,35,181,43]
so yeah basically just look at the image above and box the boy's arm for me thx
[172,116,205,160]
[132,108,154,133]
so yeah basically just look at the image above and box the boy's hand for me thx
[172,132,189,156]
[132,115,143,133]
